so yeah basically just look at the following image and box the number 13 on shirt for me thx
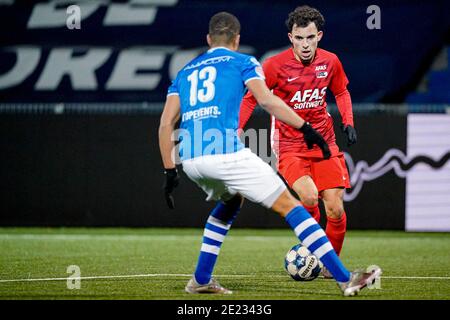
[187,66,217,106]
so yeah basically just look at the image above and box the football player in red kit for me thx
[239,6,357,277]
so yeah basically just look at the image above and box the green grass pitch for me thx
[1,228,450,300]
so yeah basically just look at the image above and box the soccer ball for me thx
[284,244,323,281]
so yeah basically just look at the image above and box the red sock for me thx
[302,203,321,223]
[325,212,347,256]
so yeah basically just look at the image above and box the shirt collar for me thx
[207,46,232,53]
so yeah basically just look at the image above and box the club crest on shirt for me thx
[316,71,328,78]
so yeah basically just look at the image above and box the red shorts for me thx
[278,153,351,192]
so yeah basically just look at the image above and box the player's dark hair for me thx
[209,12,241,45]
[285,5,325,32]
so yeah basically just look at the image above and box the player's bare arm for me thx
[246,78,305,129]
[159,94,181,169]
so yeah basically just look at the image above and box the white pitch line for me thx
[0,234,290,241]
[1,273,449,284]
[0,274,192,283]
[381,276,450,280]
[0,234,198,241]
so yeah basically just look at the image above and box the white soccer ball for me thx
[284,244,323,281]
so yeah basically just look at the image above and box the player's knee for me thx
[325,203,344,219]
[300,194,319,207]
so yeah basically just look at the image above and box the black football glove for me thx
[342,124,357,146]
[163,168,179,209]
[299,122,331,159]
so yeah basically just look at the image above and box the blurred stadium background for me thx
[0,0,449,232]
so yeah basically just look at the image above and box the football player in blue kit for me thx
[158,11,381,296]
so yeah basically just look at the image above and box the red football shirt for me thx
[240,47,352,159]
